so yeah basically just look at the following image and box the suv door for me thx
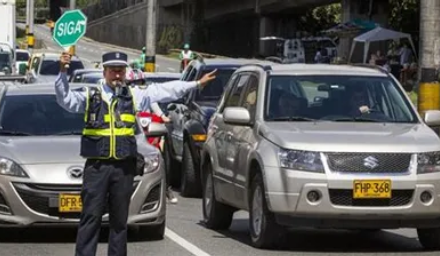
[170,64,198,160]
[213,72,250,203]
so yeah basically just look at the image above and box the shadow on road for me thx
[199,218,430,253]
[0,227,160,243]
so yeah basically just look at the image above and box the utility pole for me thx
[144,0,157,72]
[25,0,29,35]
[68,0,76,55]
[418,0,440,114]
[27,0,34,51]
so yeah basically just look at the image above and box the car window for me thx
[224,73,249,108]
[0,94,142,136]
[181,64,194,80]
[39,60,84,76]
[82,75,103,84]
[265,75,418,123]
[195,68,236,101]
[241,74,258,120]
[217,73,239,112]
[145,77,180,84]
[16,52,29,61]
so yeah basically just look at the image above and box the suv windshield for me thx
[0,94,141,136]
[265,75,418,123]
[195,68,235,101]
[0,53,11,67]
[16,52,29,61]
[40,60,84,76]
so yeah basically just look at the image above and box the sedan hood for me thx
[260,122,440,153]
[0,136,84,164]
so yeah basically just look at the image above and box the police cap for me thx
[102,51,128,67]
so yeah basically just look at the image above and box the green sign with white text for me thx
[53,9,87,48]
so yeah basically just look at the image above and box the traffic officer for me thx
[55,51,216,256]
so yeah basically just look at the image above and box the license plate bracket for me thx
[59,193,82,212]
[353,180,392,199]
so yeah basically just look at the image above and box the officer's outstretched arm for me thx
[133,80,197,111]
[54,72,87,113]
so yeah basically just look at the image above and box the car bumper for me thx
[0,165,166,227]
[264,166,440,229]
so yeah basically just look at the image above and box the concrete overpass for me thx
[82,0,389,58]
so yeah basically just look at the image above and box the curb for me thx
[81,36,179,62]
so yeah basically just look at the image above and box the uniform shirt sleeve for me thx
[150,102,165,117]
[54,72,87,113]
[133,80,197,112]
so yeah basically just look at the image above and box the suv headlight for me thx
[144,154,160,174]
[278,149,324,173]
[417,151,440,174]
[0,158,28,177]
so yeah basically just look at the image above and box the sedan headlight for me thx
[278,149,324,173]
[0,158,28,177]
[417,151,440,174]
[144,154,160,174]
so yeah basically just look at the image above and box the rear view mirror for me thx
[423,110,440,127]
[147,123,168,137]
[223,107,251,126]
[167,103,177,111]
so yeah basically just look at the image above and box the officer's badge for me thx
[139,117,151,128]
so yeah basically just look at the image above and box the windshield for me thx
[265,75,418,123]
[16,52,29,61]
[40,60,84,76]
[0,94,142,136]
[0,54,11,67]
[195,68,235,101]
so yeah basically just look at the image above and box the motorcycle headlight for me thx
[278,149,324,173]
[417,151,440,174]
[144,154,160,174]
[0,158,28,177]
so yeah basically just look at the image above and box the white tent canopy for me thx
[349,26,417,63]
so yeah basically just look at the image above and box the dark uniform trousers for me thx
[75,158,135,256]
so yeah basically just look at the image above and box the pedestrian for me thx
[55,50,216,256]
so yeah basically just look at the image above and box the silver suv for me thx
[201,63,440,250]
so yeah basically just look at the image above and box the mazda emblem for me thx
[68,168,83,179]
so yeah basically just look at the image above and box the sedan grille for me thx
[329,189,413,207]
[13,182,139,219]
[325,152,412,173]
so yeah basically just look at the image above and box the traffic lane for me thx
[31,24,179,72]
[167,194,438,256]
[0,226,193,256]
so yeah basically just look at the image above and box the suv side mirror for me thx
[147,122,168,137]
[223,107,251,126]
[423,110,440,127]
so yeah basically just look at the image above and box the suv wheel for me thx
[202,162,234,230]
[418,228,440,250]
[180,142,201,197]
[249,173,286,249]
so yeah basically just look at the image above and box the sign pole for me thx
[144,0,157,72]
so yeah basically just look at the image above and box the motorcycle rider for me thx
[179,44,194,72]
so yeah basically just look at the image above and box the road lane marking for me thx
[165,227,211,256]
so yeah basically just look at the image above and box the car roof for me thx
[74,68,102,74]
[238,63,388,77]
[143,72,181,78]
[40,53,81,61]
[4,83,94,96]
[193,58,266,69]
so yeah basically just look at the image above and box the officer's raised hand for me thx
[59,51,71,72]
[197,69,217,87]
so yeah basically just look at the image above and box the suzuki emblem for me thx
[363,156,379,169]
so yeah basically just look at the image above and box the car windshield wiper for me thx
[330,117,381,122]
[268,116,316,121]
[0,130,32,136]
[54,131,83,135]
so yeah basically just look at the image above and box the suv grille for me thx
[325,152,412,173]
[329,189,413,207]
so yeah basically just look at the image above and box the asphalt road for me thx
[18,24,180,72]
[5,24,438,256]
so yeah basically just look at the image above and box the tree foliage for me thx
[297,3,341,35]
